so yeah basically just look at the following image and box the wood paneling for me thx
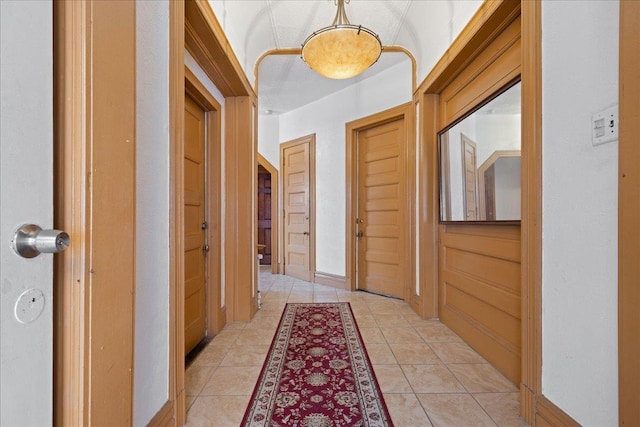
[54,1,136,424]
[619,1,640,424]
[439,224,521,384]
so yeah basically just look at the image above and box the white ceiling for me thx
[209,0,483,115]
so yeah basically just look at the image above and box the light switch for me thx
[592,104,618,146]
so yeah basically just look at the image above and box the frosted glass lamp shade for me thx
[301,25,382,80]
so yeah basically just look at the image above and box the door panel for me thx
[184,95,207,354]
[0,2,53,424]
[357,118,406,298]
[439,224,521,384]
[282,141,311,281]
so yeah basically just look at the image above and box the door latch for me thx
[356,231,364,238]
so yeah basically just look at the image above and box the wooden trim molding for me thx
[184,0,253,97]
[619,1,640,424]
[536,396,580,427]
[521,1,542,423]
[417,0,521,95]
[314,272,348,291]
[345,103,414,296]
[257,153,280,275]
[169,1,186,425]
[225,96,258,322]
[54,1,137,425]
[147,400,175,427]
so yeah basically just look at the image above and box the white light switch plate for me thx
[592,104,618,146]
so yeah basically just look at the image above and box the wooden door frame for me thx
[618,1,640,424]
[257,153,280,275]
[54,0,136,424]
[346,103,415,297]
[279,134,316,281]
[185,67,225,336]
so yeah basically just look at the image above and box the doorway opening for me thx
[257,154,279,275]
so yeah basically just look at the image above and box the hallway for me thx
[185,270,528,426]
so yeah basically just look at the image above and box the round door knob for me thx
[12,224,70,259]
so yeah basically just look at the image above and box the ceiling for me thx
[209,0,483,115]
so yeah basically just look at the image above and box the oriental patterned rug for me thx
[242,303,393,427]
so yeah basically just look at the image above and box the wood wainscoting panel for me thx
[439,224,521,384]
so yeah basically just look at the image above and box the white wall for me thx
[258,114,280,168]
[542,1,619,425]
[276,60,412,276]
[134,2,170,425]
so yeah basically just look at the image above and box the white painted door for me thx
[0,1,54,425]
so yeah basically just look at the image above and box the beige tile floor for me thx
[185,270,529,427]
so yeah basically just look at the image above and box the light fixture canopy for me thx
[301,0,382,80]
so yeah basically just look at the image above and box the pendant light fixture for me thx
[301,0,382,80]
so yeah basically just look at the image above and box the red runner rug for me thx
[242,303,393,426]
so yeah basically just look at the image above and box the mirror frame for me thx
[437,79,522,225]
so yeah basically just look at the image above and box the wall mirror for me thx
[439,81,521,222]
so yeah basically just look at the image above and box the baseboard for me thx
[147,400,175,427]
[536,395,580,427]
[520,384,536,425]
[314,271,348,290]
[217,305,227,333]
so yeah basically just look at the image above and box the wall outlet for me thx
[592,104,618,146]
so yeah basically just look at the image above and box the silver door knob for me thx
[12,224,70,259]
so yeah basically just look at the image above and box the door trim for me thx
[280,134,316,282]
[345,103,414,296]
[168,1,186,425]
[619,0,640,423]
[54,1,137,424]
[257,153,280,275]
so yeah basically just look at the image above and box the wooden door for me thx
[257,167,272,265]
[184,95,207,354]
[461,134,478,220]
[282,139,311,281]
[357,117,406,298]
[483,165,496,220]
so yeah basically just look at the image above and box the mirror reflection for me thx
[439,82,521,222]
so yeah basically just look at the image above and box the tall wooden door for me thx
[257,167,272,265]
[461,134,478,220]
[357,117,407,298]
[184,95,207,354]
[282,138,312,281]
